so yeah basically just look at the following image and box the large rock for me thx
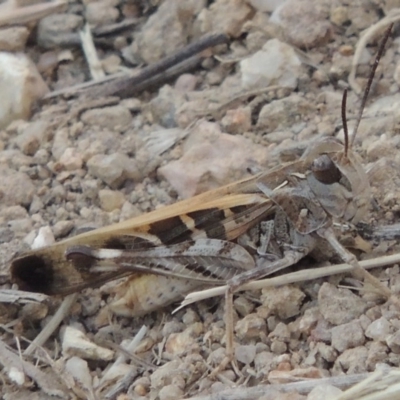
[158,121,269,198]
[0,53,48,128]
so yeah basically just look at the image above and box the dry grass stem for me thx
[23,293,78,356]
[349,9,400,93]
[179,253,400,309]
[80,24,105,80]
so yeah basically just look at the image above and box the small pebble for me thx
[61,326,114,361]
[235,344,257,364]
[235,313,267,340]
[331,320,365,352]
[365,317,393,341]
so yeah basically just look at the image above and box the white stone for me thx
[98,189,125,212]
[246,0,286,12]
[62,326,114,361]
[240,39,302,90]
[65,357,93,392]
[0,52,48,128]
[59,147,83,170]
[8,367,25,385]
[32,226,55,249]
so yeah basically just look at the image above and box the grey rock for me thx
[331,320,365,352]
[119,201,141,221]
[270,0,332,49]
[0,27,29,51]
[260,285,305,319]
[29,195,45,214]
[159,121,270,198]
[269,322,290,341]
[235,313,267,340]
[221,106,252,134]
[257,94,313,132]
[15,121,47,156]
[85,1,119,27]
[81,106,132,132]
[14,121,49,156]
[58,148,83,171]
[87,153,140,188]
[150,360,181,389]
[270,341,287,354]
[0,149,33,169]
[158,384,184,400]
[8,218,33,236]
[366,341,389,370]
[318,283,367,326]
[174,73,198,93]
[0,228,13,243]
[233,296,255,317]
[308,384,343,400]
[148,86,186,128]
[53,220,74,239]
[333,346,368,374]
[235,344,257,364]
[254,351,276,376]
[37,13,83,49]
[201,0,253,38]
[0,205,29,220]
[132,0,205,64]
[0,167,35,207]
[52,127,70,160]
[386,330,400,354]
[365,317,393,342]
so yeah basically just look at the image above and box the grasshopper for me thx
[10,25,395,339]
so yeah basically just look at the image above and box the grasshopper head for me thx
[302,136,371,224]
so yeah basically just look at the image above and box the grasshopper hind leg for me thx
[211,215,318,375]
[214,241,314,377]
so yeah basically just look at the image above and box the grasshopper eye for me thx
[311,154,342,184]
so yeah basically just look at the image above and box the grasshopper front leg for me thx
[318,227,393,300]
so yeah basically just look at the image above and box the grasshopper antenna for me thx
[341,88,349,158]
[349,23,393,148]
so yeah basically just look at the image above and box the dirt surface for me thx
[1,0,400,399]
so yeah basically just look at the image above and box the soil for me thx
[1,1,400,399]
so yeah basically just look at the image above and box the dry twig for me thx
[179,253,400,309]
[0,289,47,304]
[0,0,67,26]
[23,293,78,356]
[337,366,400,400]
[43,32,229,100]
[183,371,373,400]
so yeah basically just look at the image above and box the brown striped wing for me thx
[10,190,275,295]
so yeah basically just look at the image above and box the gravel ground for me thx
[1,1,400,399]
